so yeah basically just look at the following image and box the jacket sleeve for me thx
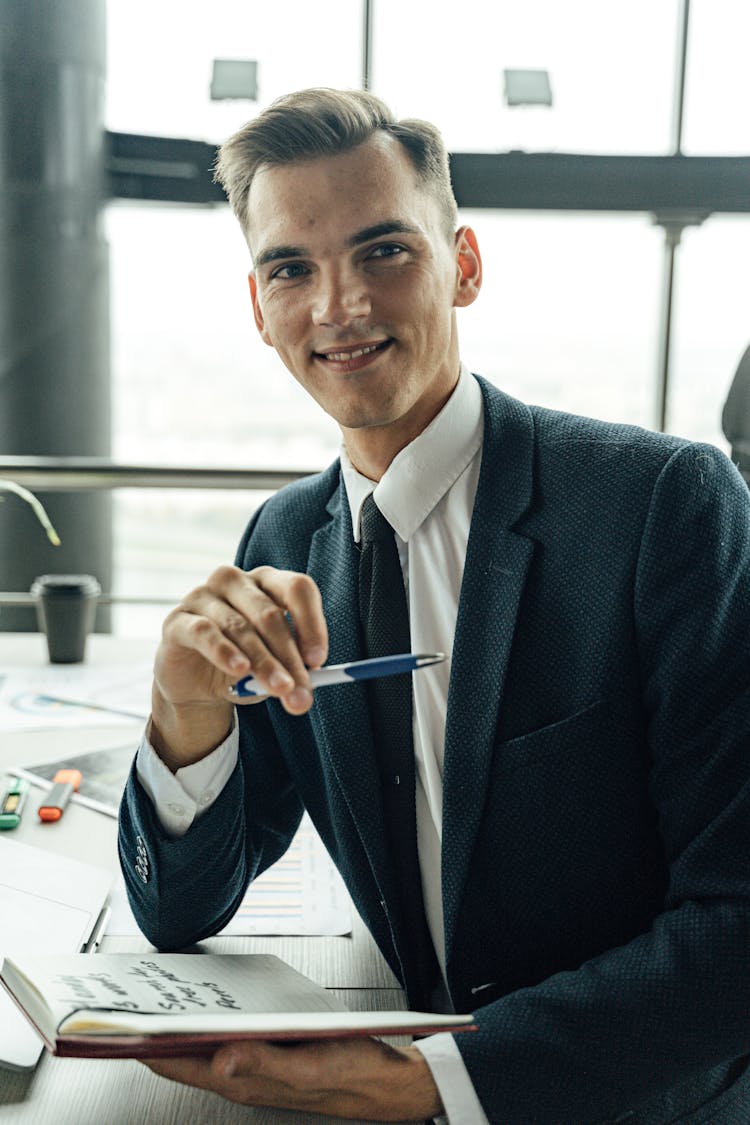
[118,499,309,949]
[455,444,750,1124]
[118,679,304,951]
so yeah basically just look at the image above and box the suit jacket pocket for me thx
[454,693,663,987]
[495,697,610,770]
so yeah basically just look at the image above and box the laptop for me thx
[0,835,112,1070]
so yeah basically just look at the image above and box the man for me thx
[119,88,750,1124]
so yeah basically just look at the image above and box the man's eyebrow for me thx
[254,220,422,269]
[347,220,422,247]
[254,244,307,269]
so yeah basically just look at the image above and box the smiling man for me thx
[245,131,479,482]
[119,89,750,1124]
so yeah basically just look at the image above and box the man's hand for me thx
[150,564,328,770]
[144,1036,443,1122]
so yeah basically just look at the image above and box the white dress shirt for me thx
[136,365,490,1124]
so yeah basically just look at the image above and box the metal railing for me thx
[0,456,314,492]
[0,457,318,615]
[0,593,174,607]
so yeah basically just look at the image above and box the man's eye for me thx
[271,262,308,280]
[368,243,404,260]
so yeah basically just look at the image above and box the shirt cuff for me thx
[413,1033,490,1125]
[135,714,240,837]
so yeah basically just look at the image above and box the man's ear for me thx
[453,226,482,309]
[248,273,274,346]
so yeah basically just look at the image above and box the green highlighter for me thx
[0,778,29,830]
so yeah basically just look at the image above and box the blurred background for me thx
[1,0,748,635]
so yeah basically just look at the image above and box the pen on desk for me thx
[0,778,29,830]
[38,768,82,823]
[230,651,445,699]
[81,906,111,953]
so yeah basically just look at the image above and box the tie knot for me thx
[360,493,393,544]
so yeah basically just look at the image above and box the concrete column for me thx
[0,0,111,630]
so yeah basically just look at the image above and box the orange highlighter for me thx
[38,769,82,823]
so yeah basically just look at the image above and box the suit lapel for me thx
[305,480,395,899]
[442,381,536,962]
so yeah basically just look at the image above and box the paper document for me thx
[0,836,112,1071]
[0,663,151,731]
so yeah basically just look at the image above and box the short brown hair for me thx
[214,87,458,246]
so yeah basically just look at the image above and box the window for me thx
[108,203,339,470]
[682,0,750,155]
[106,0,362,138]
[668,217,750,449]
[372,0,680,154]
[459,211,663,427]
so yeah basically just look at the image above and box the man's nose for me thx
[311,269,372,327]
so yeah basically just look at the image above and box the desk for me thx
[0,634,405,1125]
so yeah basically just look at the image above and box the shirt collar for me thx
[340,364,484,543]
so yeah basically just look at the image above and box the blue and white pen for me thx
[230,652,445,698]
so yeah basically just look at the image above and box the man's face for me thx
[247,133,481,463]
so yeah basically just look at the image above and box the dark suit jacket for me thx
[120,376,750,1124]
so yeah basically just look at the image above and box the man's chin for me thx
[311,386,402,432]
[334,408,398,432]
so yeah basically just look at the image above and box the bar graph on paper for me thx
[218,816,351,937]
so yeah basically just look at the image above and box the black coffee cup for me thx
[30,574,102,663]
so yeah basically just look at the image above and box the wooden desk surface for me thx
[0,634,404,1124]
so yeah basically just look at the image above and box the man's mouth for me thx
[325,343,380,361]
[314,339,392,365]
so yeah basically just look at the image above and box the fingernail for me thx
[268,669,294,690]
[305,646,326,668]
[222,1052,237,1077]
[228,654,247,670]
[288,687,313,709]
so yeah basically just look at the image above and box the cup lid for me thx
[30,574,102,597]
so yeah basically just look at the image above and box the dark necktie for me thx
[357,493,439,1007]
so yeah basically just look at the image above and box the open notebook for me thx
[0,836,111,1070]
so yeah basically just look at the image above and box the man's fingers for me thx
[249,567,328,669]
[192,565,327,681]
[159,566,328,715]
[144,1038,441,1119]
[164,603,250,679]
[144,1046,290,1106]
[143,1056,216,1088]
